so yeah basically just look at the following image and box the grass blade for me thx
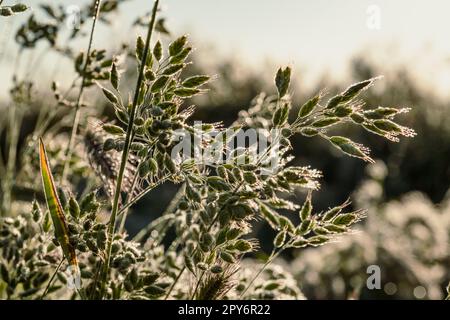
[39,138,79,272]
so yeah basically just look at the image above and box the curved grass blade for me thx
[39,138,79,274]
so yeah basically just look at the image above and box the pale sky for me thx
[1,0,450,99]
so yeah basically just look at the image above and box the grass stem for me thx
[99,0,160,299]
[40,258,64,300]
[61,0,102,183]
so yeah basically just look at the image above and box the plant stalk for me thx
[61,0,102,183]
[239,243,288,299]
[116,174,172,222]
[99,0,159,299]
[40,258,64,300]
[131,182,185,242]
[1,105,21,215]
[239,250,277,299]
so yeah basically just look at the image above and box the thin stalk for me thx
[162,182,186,216]
[132,182,185,242]
[116,174,172,220]
[190,246,217,299]
[164,266,184,300]
[117,162,140,233]
[1,106,21,215]
[22,48,36,80]
[134,214,175,244]
[88,260,103,300]
[239,250,277,298]
[239,243,288,299]
[34,77,79,137]
[0,148,5,177]
[61,0,102,182]
[99,0,159,299]
[191,271,205,300]
[13,48,22,77]
[26,44,49,81]
[40,258,64,300]
[0,17,11,63]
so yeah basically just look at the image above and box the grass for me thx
[0,0,428,301]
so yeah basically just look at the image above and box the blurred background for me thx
[1,0,449,299]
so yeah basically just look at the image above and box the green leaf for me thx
[260,203,281,230]
[173,87,200,97]
[11,4,28,13]
[74,52,84,73]
[324,224,347,233]
[101,86,119,104]
[341,78,376,103]
[153,40,162,61]
[144,285,166,297]
[326,95,344,109]
[278,215,295,234]
[272,103,289,127]
[329,136,374,163]
[312,117,340,128]
[220,251,235,264]
[297,219,314,236]
[363,107,400,119]
[298,94,320,118]
[110,63,120,90]
[300,127,319,137]
[138,161,150,178]
[136,36,145,62]
[169,35,187,56]
[308,235,329,246]
[184,254,196,276]
[290,238,309,248]
[350,112,365,124]
[207,176,229,191]
[150,75,170,93]
[103,124,125,135]
[39,139,79,272]
[68,197,80,220]
[226,228,241,240]
[373,119,402,133]
[169,47,192,64]
[182,75,210,88]
[332,213,357,225]
[333,105,353,117]
[264,282,280,291]
[275,66,291,98]
[0,7,13,16]
[43,210,51,232]
[163,63,185,75]
[299,192,312,221]
[274,230,286,248]
[322,207,341,222]
[145,68,156,81]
